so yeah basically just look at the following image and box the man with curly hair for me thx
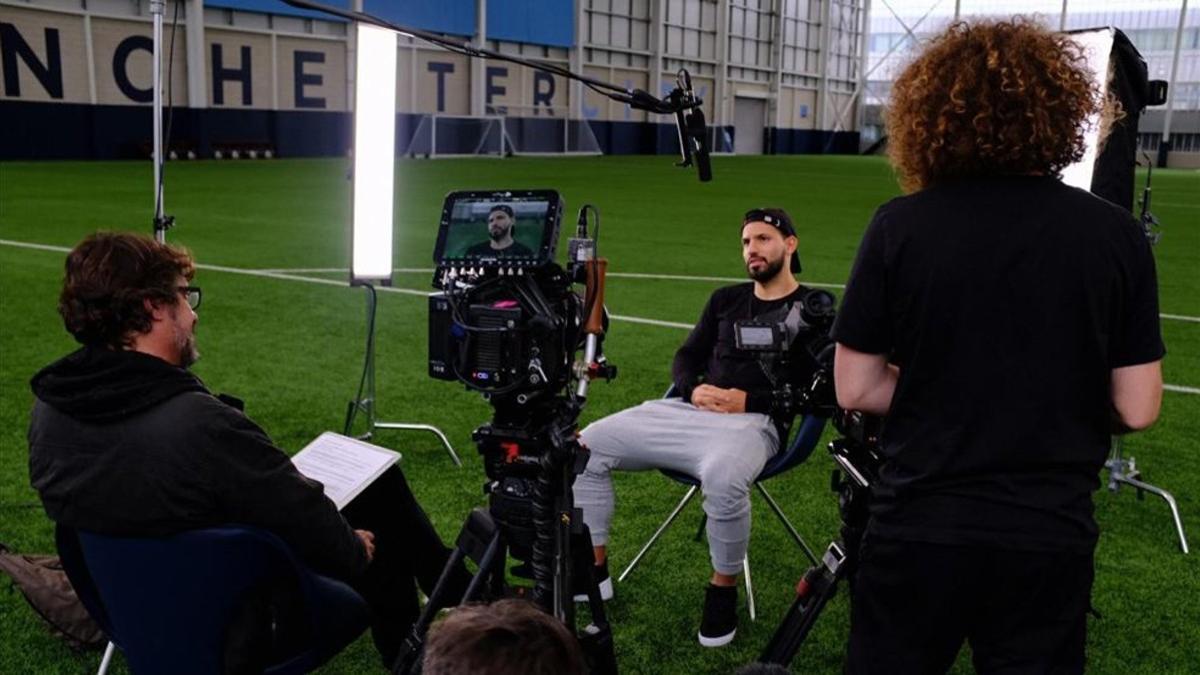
[832,19,1164,674]
[28,232,467,669]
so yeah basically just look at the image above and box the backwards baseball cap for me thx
[489,204,514,218]
[742,208,801,274]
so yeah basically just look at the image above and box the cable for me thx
[278,0,696,114]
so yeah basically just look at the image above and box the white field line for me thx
[259,265,1200,324]
[2,238,1198,396]
[257,266,847,290]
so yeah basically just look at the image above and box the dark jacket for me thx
[28,347,367,580]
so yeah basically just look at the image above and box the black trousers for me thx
[846,535,1094,675]
[340,466,467,666]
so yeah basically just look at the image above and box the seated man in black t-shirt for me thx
[832,20,1164,674]
[575,208,818,648]
[464,204,534,258]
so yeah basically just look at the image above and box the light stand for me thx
[1062,28,1186,554]
[343,284,461,466]
[1100,157,1186,554]
[151,0,169,243]
[342,22,458,466]
[1106,435,1189,554]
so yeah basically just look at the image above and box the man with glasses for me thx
[28,231,467,668]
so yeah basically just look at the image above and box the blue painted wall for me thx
[204,1,572,46]
[365,0,474,38]
[487,0,573,48]
[204,0,349,22]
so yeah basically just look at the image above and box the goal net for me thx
[400,115,506,158]
[399,109,603,158]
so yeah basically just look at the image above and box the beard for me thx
[177,332,200,369]
[489,226,510,242]
[170,308,200,369]
[746,254,785,282]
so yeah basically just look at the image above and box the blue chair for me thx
[56,524,370,675]
[616,389,828,621]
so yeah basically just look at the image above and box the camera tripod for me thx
[759,434,873,666]
[1105,435,1189,554]
[390,404,616,675]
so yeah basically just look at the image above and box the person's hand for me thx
[691,385,748,414]
[355,529,376,563]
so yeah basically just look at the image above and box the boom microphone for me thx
[686,105,712,182]
[671,70,712,182]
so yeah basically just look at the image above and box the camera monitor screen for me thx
[434,190,562,266]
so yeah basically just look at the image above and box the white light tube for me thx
[351,23,398,282]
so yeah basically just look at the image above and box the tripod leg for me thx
[759,542,848,666]
[572,526,617,675]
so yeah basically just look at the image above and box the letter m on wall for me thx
[1,23,63,98]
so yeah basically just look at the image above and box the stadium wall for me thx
[0,0,864,159]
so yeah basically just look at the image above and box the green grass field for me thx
[1,155,1197,674]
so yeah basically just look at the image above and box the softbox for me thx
[1061,27,1165,213]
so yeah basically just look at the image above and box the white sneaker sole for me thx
[698,628,736,648]
[572,576,613,602]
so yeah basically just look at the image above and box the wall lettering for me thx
[485,65,507,112]
[0,24,62,99]
[293,50,325,109]
[427,61,454,112]
[532,71,554,115]
[112,35,152,103]
[211,43,252,106]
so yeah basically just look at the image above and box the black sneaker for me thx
[573,559,614,602]
[698,583,737,647]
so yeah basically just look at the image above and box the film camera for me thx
[734,287,838,419]
[398,190,616,674]
[730,288,885,667]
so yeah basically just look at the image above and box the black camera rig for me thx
[394,190,617,674]
[732,288,885,667]
[759,408,883,666]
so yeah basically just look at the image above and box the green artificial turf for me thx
[0,155,1197,674]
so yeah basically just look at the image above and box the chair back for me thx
[758,413,827,481]
[56,524,368,675]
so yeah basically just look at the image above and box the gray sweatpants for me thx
[576,398,778,576]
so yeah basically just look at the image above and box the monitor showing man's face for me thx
[488,208,515,242]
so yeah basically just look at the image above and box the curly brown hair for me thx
[885,18,1101,192]
[59,232,195,349]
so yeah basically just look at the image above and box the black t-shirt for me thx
[673,282,815,419]
[832,175,1164,552]
[464,240,534,258]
